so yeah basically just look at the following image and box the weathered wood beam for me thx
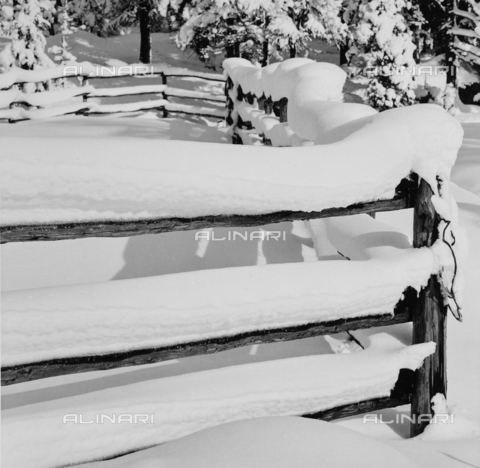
[237,85,244,102]
[164,74,225,82]
[164,93,226,104]
[410,178,447,437]
[85,72,225,82]
[264,97,273,114]
[1,300,414,386]
[160,109,223,119]
[304,369,414,421]
[273,98,288,122]
[0,178,416,243]
[244,92,255,105]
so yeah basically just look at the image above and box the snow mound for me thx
[80,417,422,468]
[452,123,480,198]
[2,334,433,468]
[418,394,480,441]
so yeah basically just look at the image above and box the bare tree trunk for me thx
[339,43,348,65]
[289,41,296,58]
[261,40,269,66]
[446,0,457,86]
[226,42,240,58]
[139,0,152,64]
[226,44,235,58]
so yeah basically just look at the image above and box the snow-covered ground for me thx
[1,31,480,468]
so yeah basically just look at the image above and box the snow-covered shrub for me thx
[344,0,419,111]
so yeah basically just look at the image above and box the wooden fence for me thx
[1,173,446,438]
[222,71,449,437]
[0,65,226,122]
[0,63,448,441]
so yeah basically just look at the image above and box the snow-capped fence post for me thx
[160,73,169,118]
[224,75,244,144]
[264,97,273,114]
[225,76,235,127]
[411,178,448,437]
[237,85,244,102]
[258,95,266,111]
[276,98,288,123]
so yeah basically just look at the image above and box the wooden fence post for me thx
[160,73,168,118]
[225,77,234,126]
[278,98,288,123]
[246,93,253,104]
[223,74,243,144]
[411,178,447,437]
[264,97,273,115]
[258,95,266,111]
[81,76,89,102]
[237,85,244,102]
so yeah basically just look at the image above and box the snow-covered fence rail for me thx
[0,63,226,122]
[0,66,465,454]
[0,62,225,88]
[0,178,414,242]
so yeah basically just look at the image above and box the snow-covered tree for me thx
[174,0,347,66]
[174,0,270,65]
[48,1,77,65]
[0,0,55,73]
[266,0,347,60]
[415,0,449,57]
[452,0,480,74]
[344,0,420,111]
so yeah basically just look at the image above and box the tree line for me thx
[1,0,479,110]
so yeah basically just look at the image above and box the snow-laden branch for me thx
[455,49,480,66]
[464,0,480,17]
[453,7,480,25]
[454,37,480,59]
[452,27,480,40]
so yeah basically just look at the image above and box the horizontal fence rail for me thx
[1,292,415,386]
[0,64,225,88]
[0,178,416,244]
[305,369,414,422]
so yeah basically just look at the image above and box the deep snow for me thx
[80,417,423,468]
[1,30,480,468]
[0,105,463,225]
[2,335,434,468]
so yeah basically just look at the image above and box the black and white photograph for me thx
[1,0,479,467]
